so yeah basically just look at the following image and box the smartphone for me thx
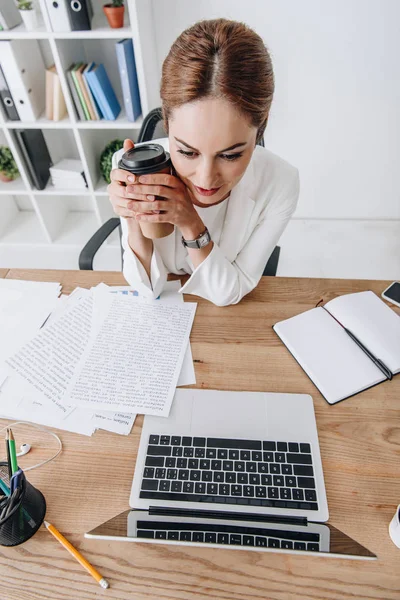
[381,282,400,308]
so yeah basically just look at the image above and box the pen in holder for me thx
[0,462,46,547]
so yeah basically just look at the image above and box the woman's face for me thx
[168,97,258,207]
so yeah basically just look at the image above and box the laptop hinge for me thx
[148,506,308,526]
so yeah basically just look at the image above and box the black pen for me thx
[5,429,11,480]
[344,328,393,381]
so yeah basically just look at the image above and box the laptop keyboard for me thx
[139,435,319,511]
[136,520,320,551]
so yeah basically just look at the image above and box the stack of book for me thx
[50,159,88,190]
[66,62,121,121]
[45,65,67,122]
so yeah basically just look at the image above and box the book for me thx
[75,63,95,120]
[273,291,400,405]
[115,39,142,121]
[53,71,67,121]
[0,40,46,121]
[0,64,19,120]
[81,63,101,120]
[70,63,90,120]
[14,129,52,190]
[85,63,121,121]
[45,65,57,120]
[0,0,22,30]
[50,159,88,189]
[66,64,85,121]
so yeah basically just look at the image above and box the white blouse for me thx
[153,197,229,276]
[114,138,299,306]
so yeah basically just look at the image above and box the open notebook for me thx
[273,291,400,404]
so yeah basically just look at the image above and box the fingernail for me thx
[138,176,147,183]
[128,175,136,183]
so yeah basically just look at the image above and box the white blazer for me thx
[112,139,299,306]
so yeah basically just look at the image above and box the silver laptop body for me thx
[86,390,376,559]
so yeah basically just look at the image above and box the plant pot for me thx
[103,5,124,29]
[0,172,14,183]
[19,9,38,31]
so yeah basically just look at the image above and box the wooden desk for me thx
[0,269,399,600]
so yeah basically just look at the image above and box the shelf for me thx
[0,19,47,39]
[36,182,91,196]
[51,210,99,245]
[0,16,130,40]
[0,0,160,261]
[5,114,72,129]
[95,179,109,195]
[53,16,132,39]
[76,113,143,129]
[0,177,27,195]
[0,210,47,244]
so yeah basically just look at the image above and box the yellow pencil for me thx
[43,520,109,589]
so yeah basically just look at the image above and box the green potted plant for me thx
[100,139,124,184]
[103,0,124,29]
[0,146,19,183]
[17,0,37,31]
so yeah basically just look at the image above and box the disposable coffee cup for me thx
[118,143,174,239]
[389,504,400,548]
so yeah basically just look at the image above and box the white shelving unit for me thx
[0,0,160,269]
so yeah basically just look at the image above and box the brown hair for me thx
[160,18,274,144]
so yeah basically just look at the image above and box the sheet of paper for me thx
[6,296,93,411]
[67,294,197,414]
[91,410,136,435]
[0,375,95,436]
[103,281,196,386]
[0,279,61,363]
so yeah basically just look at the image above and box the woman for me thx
[108,18,299,306]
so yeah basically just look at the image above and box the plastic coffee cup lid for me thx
[118,143,171,175]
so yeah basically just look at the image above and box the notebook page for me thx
[325,291,400,374]
[274,307,385,404]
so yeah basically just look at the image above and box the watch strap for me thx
[182,227,211,249]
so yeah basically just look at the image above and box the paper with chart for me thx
[67,293,197,414]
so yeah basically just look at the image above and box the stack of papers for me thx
[50,159,88,190]
[0,280,197,436]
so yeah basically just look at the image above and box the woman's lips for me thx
[193,185,221,197]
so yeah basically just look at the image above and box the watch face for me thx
[198,231,211,247]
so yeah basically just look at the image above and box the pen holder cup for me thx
[0,463,46,547]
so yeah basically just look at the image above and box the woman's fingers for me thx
[123,138,134,152]
[110,168,135,184]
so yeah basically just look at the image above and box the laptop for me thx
[86,389,376,559]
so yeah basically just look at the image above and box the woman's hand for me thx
[125,172,205,238]
[107,138,155,220]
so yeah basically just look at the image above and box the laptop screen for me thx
[85,510,376,559]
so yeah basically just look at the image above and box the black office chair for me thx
[79,108,280,276]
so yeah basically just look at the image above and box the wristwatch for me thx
[181,227,211,249]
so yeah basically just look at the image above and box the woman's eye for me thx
[220,153,243,161]
[176,149,243,161]
[177,149,197,158]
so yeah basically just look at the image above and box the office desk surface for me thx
[1,269,399,600]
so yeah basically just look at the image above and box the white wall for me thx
[151,0,400,220]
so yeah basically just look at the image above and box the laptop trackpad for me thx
[190,390,267,439]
